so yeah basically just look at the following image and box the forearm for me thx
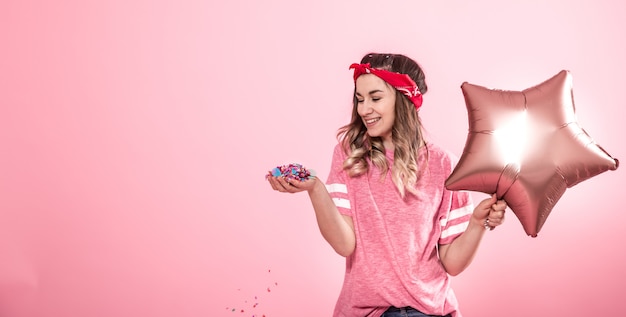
[439,217,487,276]
[307,179,356,257]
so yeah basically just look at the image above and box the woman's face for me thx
[355,74,396,148]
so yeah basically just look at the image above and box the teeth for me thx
[366,118,380,124]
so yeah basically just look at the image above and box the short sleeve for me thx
[437,150,474,245]
[325,144,352,216]
[439,189,473,245]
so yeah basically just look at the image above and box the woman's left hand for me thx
[473,194,507,230]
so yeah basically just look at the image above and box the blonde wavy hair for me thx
[337,53,429,198]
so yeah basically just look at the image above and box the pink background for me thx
[1,0,624,316]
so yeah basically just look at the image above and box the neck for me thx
[383,138,394,152]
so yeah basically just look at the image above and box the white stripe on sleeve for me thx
[439,205,473,227]
[326,183,348,194]
[332,198,351,209]
[441,221,470,240]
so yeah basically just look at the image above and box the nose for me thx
[359,99,374,115]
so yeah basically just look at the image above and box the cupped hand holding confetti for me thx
[266,163,318,193]
[266,163,316,182]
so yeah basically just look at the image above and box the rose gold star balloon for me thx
[445,70,619,237]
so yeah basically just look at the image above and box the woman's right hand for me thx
[267,174,319,194]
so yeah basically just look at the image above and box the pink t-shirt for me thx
[326,143,473,317]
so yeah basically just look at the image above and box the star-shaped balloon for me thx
[445,70,619,237]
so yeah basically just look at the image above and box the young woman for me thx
[267,53,506,317]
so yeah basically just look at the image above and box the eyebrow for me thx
[355,89,384,97]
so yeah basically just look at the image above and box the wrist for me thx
[469,216,489,231]
[307,177,325,195]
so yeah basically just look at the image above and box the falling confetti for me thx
[227,268,279,316]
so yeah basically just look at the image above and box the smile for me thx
[365,118,380,125]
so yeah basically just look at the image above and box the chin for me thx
[366,131,381,138]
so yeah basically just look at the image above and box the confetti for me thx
[265,163,315,182]
[227,269,278,316]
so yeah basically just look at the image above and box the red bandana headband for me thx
[349,63,423,110]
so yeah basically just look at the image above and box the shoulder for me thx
[332,142,349,159]
[330,142,349,167]
[423,143,458,173]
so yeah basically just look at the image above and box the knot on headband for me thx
[349,63,423,110]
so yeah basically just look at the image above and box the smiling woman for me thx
[266,53,507,317]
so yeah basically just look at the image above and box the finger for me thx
[475,196,497,218]
[277,177,294,192]
[487,217,504,226]
[487,212,505,226]
[269,176,291,192]
[286,179,301,191]
[478,195,497,210]
[492,199,507,210]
